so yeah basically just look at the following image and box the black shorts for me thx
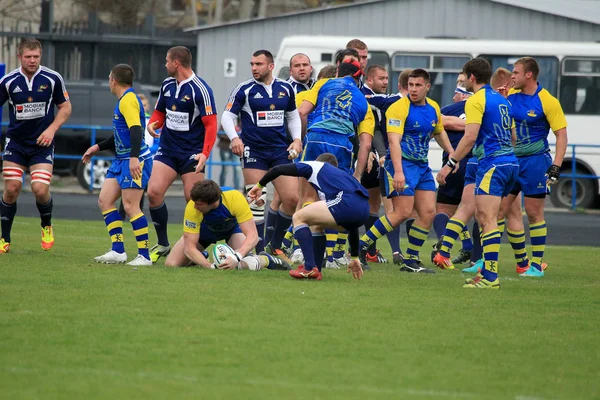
[360,158,380,190]
[436,158,467,205]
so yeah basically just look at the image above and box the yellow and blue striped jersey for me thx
[386,96,444,163]
[113,88,149,159]
[465,85,514,161]
[183,188,253,236]
[508,85,567,156]
[303,76,374,137]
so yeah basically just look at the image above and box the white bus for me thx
[274,36,600,209]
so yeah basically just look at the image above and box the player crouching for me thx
[247,153,368,281]
[165,180,290,271]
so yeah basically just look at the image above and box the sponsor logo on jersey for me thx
[181,95,191,102]
[38,84,48,92]
[254,93,263,99]
[527,110,537,117]
[205,105,213,114]
[12,86,22,93]
[15,102,46,120]
[277,91,286,98]
[63,90,69,100]
[166,109,190,131]
[185,220,197,229]
[114,113,119,120]
[413,121,420,128]
[256,110,284,127]
[431,120,436,127]
[388,119,401,127]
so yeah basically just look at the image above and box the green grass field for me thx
[1,217,599,400]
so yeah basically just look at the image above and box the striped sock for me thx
[332,231,348,259]
[497,218,506,236]
[439,218,466,258]
[102,208,125,254]
[406,224,430,261]
[530,221,547,271]
[507,228,529,268]
[460,225,473,251]
[481,229,501,282]
[130,213,150,260]
[360,215,394,248]
[282,226,294,249]
[325,230,337,262]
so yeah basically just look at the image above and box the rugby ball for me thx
[211,243,237,265]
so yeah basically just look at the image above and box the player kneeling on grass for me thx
[247,153,368,281]
[164,180,290,271]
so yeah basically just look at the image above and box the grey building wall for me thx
[193,0,600,110]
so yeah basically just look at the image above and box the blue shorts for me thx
[241,145,290,171]
[475,156,519,197]
[199,224,243,249]
[154,147,203,175]
[380,158,435,197]
[302,131,354,174]
[2,138,54,167]
[464,157,478,186]
[327,191,370,230]
[437,156,468,204]
[511,153,552,196]
[106,157,153,190]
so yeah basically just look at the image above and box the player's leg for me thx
[405,189,436,268]
[226,232,290,271]
[503,192,530,274]
[0,160,26,253]
[122,188,151,265]
[269,174,299,255]
[29,162,54,250]
[264,190,281,249]
[96,175,127,263]
[382,195,403,263]
[147,160,178,260]
[241,167,268,253]
[364,187,387,263]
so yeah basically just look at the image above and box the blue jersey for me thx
[303,76,375,138]
[154,74,216,154]
[296,161,368,201]
[113,88,150,159]
[225,78,296,149]
[508,84,567,157]
[440,100,471,160]
[465,85,514,161]
[386,96,444,163]
[0,66,69,146]
[287,77,314,94]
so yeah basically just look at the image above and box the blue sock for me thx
[294,225,315,270]
[313,232,327,272]
[255,220,265,253]
[263,207,277,248]
[36,197,53,228]
[270,210,293,250]
[0,199,17,243]
[433,213,449,239]
[405,218,415,237]
[149,203,169,247]
[386,226,402,254]
[471,221,483,262]
[365,213,379,256]
[131,213,150,260]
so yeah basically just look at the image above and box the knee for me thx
[146,187,163,206]
[164,257,177,268]
[31,183,49,200]
[3,183,21,202]
[97,196,113,211]
[281,193,298,213]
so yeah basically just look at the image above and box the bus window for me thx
[278,67,290,80]
[481,55,559,96]
[560,58,600,115]
[367,51,390,73]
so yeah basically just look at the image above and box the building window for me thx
[170,0,188,14]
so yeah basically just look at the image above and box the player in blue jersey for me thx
[82,64,153,266]
[361,69,455,273]
[437,57,519,289]
[221,50,302,261]
[144,46,217,263]
[501,57,568,277]
[0,38,72,254]
[247,153,368,281]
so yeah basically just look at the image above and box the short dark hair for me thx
[462,57,492,85]
[316,153,338,168]
[346,38,368,51]
[18,37,42,55]
[335,48,359,65]
[409,68,430,82]
[317,65,337,80]
[167,46,192,68]
[515,57,540,80]
[190,180,222,204]
[398,69,413,90]
[367,65,386,79]
[289,53,311,67]
[110,64,134,86]
[253,49,274,63]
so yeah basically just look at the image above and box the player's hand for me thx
[231,137,244,157]
[287,139,302,159]
[246,184,263,203]
[147,122,160,138]
[546,164,561,185]
[497,85,509,98]
[379,156,386,168]
[347,259,363,280]
[36,127,56,147]
[194,153,207,174]
[393,171,406,193]
[129,157,142,180]
[217,256,238,270]
[436,165,452,185]
[82,144,100,164]
[366,151,377,173]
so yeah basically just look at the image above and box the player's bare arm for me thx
[387,132,405,192]
[37,100,72,147]
[182,232,212,268]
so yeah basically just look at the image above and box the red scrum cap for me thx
[337,60,364,78]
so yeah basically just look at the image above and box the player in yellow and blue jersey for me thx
[82,64,153,266]
[437,58,519,289]
[164,180,290,271]
[360,69,455,273]
[500,57,567,277]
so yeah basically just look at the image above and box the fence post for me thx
[89,127,97,193]
[571,145,577,210]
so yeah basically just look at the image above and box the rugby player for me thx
[247,153,368,281]
[221,50,301,260]
[437,57,519,289]
[164,180,290,271]
[82,64,153,265]
[145,46,217,262]
[0,37,72,253]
